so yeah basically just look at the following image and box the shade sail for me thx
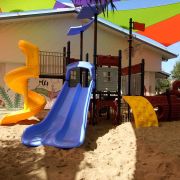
[72,0,114,7]
[54,1,74,9]
[77,4,106,19]
[0,0,55,12]
[138,14,180,46]
[67,19,94,35]
[110,0,180,10]
[100,1,180,46]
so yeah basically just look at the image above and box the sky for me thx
[162,42,180,74]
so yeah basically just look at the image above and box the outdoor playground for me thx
[0,1,180,180]
[0,39,180,179]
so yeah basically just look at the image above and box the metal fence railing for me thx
[39,51,66,79]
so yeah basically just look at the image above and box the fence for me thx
[39,50,66,79]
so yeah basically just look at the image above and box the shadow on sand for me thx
[0,117,114,180]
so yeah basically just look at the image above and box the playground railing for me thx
[39,50,66,79]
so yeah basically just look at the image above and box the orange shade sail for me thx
[138,14,180,46]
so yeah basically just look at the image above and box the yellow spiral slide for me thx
[0,40,46,125]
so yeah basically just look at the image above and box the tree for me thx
[155,78,170,94]
[171,61,180,80]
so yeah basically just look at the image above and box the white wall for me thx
[140,45,162,72]
[144,71,156,95]
[0,13,163,69]
[0,63,6,86]
[0,12,164,95]
[0,63,23,86]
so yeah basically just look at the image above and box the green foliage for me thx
[0,86,22,109]
[14,93,21,109]
[0,86,13,109]
[155,79,170,94]
[171,61,180,80]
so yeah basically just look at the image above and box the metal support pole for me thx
[128,18,133,96]
[80,31,83,85]
[85,53,89,87]
[67,41,71,86]
[80,31,83,61]
[127,18,133,121]
[92,13,98,125]
[67,41,71,65]
[117,50,122,125]
[63,46,66,82]
[141,59,145,96]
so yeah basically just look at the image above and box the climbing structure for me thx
[123,96,158,128]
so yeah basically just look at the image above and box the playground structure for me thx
[1,37,179,147]
[21,38,180,126]
[146,81,180,121]
[38,36,180,126]
[38,41,159,128]
[1,4,177,128]
[0,40,46,125]
[0,4,179,150]
[123,96,158,128]
[89,54,145,125]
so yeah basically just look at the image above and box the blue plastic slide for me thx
[22,61,95,148]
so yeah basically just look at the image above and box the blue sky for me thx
[162,42,180,74]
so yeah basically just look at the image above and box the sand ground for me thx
[0,111,180,180]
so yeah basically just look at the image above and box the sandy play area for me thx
[0,112,180,180]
